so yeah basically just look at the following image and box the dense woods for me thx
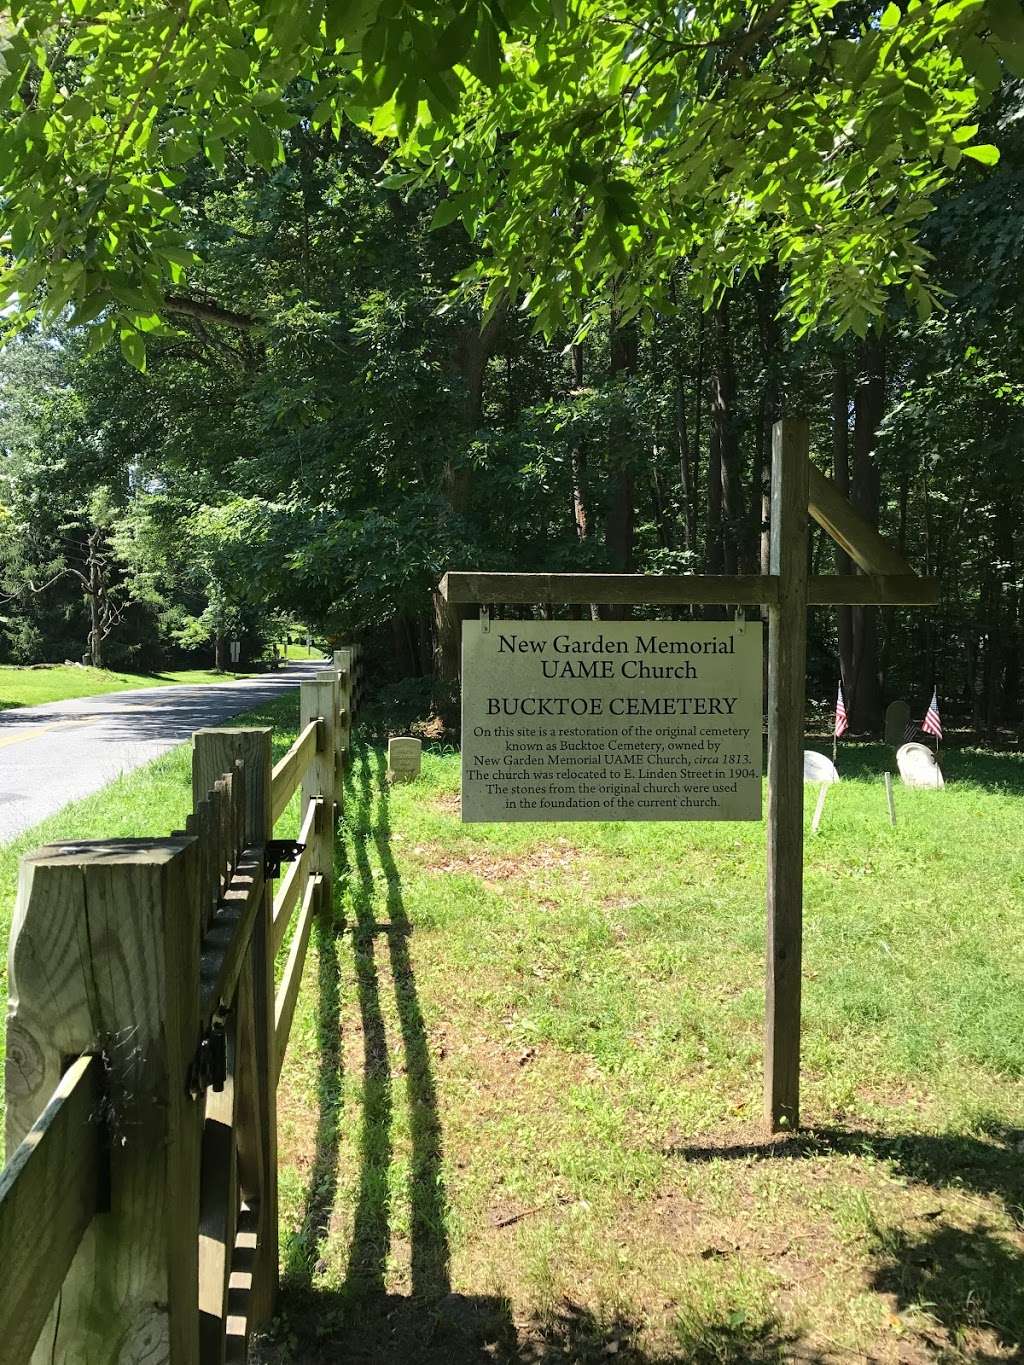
[0,5,1021,735]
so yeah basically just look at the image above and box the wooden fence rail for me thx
[0,645,363,1365]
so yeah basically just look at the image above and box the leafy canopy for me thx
[0,0,1017,357]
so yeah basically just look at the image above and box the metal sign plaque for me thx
[461,620,763,822]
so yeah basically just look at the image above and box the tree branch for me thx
[164,295,259,330]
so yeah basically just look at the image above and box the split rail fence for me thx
[0,645,364,1364]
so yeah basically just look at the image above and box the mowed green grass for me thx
[0,662,259,709]
[2,709,1023,1363]
[268,736,1024,1365]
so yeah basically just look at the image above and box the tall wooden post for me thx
[765,418,810,1131]
[333,650,353,764]
[300,675,337,900]
[192,727,278,1325]
[5,837,202,1362]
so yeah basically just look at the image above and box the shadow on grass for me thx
[670,1125,1024,1359]
[281,910,343,1288]
[263,740,832,1364]
[262,1290,821,1364]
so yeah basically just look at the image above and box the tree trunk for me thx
[570,342,590,541]
[87,531,103,669]
[435,309,504,680]
[605,317,638,619]
[755,272,782,579]
[849,332,885,732]
[669,273,697,554]
[713,298,742,575]
[832,352,854,702]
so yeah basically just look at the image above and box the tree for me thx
[0,1,1016,358]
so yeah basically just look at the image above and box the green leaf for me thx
[430,197,464,229]
[69,291,107,327]
[987,0,1024,43]
[962,143,1000,164]
[120,328,147,372]
[880,3,901,30]
[437,4,478,67]
[247,119,277,168]
[466,14,501,87]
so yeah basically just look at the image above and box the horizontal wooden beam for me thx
[440,572,780,606]
[0,1054,104,1364]
[439,572,938,608]
[270,718,319,825]
[275,874,321,1083]
[808,464,913,577]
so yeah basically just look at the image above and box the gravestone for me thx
[803,750,839,785]
[884,699,911,746]
[897,742,944,789]
[388,736,422,784]
[461,620,763,822]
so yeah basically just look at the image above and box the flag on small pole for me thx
[833,682,848,764]
[921,688,942,753]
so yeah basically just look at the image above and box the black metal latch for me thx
[189,1005,229,1099]
[265,839,306,879]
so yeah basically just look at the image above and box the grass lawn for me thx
[2,705,1023,1363]
[0,662,260,709]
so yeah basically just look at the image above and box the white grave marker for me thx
[388,736,422,784]
[803,750,839,785]
[461,620,763,822]
[897,742,944,789]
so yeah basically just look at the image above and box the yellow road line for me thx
[0,717,97,751]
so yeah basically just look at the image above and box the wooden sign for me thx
[461,620,763,822]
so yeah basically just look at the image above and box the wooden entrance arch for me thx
[438,419,937,1133]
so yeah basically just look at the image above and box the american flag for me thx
[903,716,918,742]
[834,683,849,738]
[921,689,942,740]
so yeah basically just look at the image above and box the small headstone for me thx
[884,699,911,747]
[803,750,839,785]
[388,736,422,784]
[897,742,944,789]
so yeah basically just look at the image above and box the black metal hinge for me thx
[265,839,306,879]
[189,1005,229,1099]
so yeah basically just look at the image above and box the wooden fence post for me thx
[333,649,353,762]
[192,727,278,1328]
[764,418,810,1132]
[300,675,337,904]
[5,836,202,1362]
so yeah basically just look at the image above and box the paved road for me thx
[0,663,324,844]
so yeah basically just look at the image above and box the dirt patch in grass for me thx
[404,838,586,891]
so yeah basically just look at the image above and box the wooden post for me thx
[192,728,278,1327]
[333,649,353,763]
[811,782,828,835]
[317,667,344,818]
[885,771,897,826]
[300,675,337,903]
[765,418,810,1133]
[5,837,202,1363]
